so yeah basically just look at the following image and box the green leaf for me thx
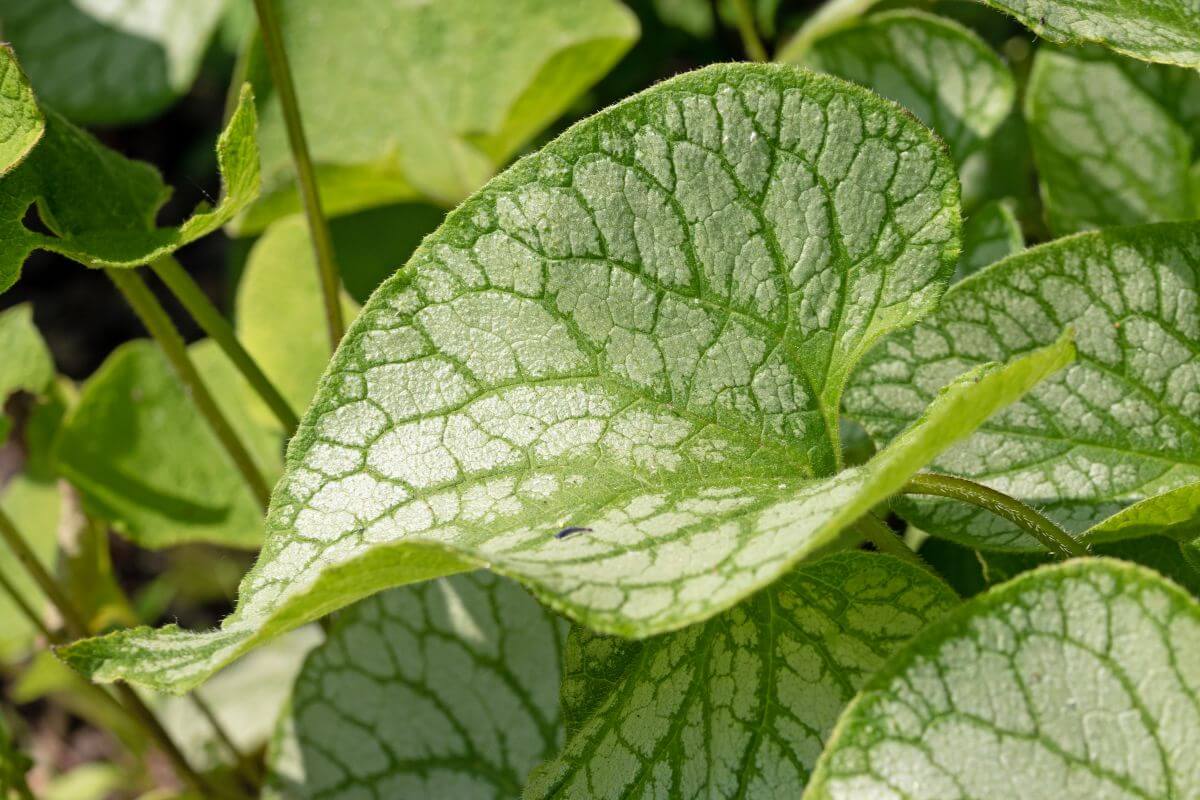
[847,221,1200,551]
[794,11,1015,164]
[527,552,957,799]
[236,215,361,420]
[0,0,227,125]
[956,198,1023,280]
[1083,482,1200,544]
[0,475,59,663]
[234,0,638,232]
[60,64,1075,695]
[0,711,32,797]
[264,572,565,799]
[805,559,1200,799]
[0,303,54,439]
[0,45,42,176]
[978,0,1200,67]
[0,45,259,293]
[52,340,278,550]
[1026,47,1196,235]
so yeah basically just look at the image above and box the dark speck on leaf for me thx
[555,526,592,540]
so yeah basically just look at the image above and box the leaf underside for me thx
[847,222,1200,550]
[60,63,1078,695]
[805,559,1200,799]
[526,552,958,799]
[265,571,565,799]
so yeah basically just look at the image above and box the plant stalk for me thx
[250,0,345,351]
[854,513,932,573]
[107,269,271,510]
[0,566,54,642]
[729,0,768,62]
[188,693,263,786]
[150,255,299,432]
[902,473,1089,559]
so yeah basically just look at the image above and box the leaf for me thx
[977,0,1200,67]
[59,64,1079,695]
[0,475,59,663]
[0,0,227,125]
[233,0,639,232]
[1082,482,1200,544]
[263,572,565,799]
[846,221,1200,551]
[804,559,1200,799]
[0,712,32,797]
[526,552,957,799]
[0,43,259,293]
[0,303,54,439]
[0,45,42,176]
[1026,47,1196,235]
[793,11,1015,163]
[956,198,1023,280]
[156,627,323,771]
[52,340,278,550]
[236,215,361,420]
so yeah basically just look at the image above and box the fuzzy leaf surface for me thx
[805,559,1200,799]
[526,553,957,799]
[796,11,1014,162]
[0,0,226,125]
[1027,47,1196,235]
[60,64,1074,695]
[980,0,1200,67]
[235,0,638,231]
[847,222,1200,550]
[264,572,565,799]
[0,64,259,293]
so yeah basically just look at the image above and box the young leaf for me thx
[979,0,1200,67]
[805,559,1200,799]
[234,0,639,232]
[956,198,1023,280]
[846,221,1200,550]
[0,303,54,440]
[793,11,1015,163]
[1026,47,1195,235]
[0,43,259,293]
[53,340,279,550]
[0,46,42,175]
[0,0,227,125]
[264,572,565,799]
[526,552,958,799]
[1082,481,1200,544]
[60,64,1080,695]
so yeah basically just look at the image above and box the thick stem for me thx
[902,473,1089,559]
[108,269,271,510]
[250,0,345,351]
[730,0,768,62]
[854,513,933,573]
[151,256,299,432]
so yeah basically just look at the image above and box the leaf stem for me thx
[151,256,299,432]
[188,693,263,787]
[729,0,769,62]
[902,473,1089,558]
[108,269,271,511]
[250,0,345,351]
[854,513,933,573]
[0,566,54,642]
[0,508,233,798]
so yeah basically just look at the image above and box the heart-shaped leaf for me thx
[805,559,1200,799]
[60,64,1081,694]
[235,0,639,231]
[847,222,1200,550]
[0,44,259,294]
[264,572,565,799]
[526,552,957,799]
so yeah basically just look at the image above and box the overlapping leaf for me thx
[806,559,1200,798]
[526,553,957,799]
[0,44,259,293]
[0,46,42,175]
[0,0,227,125]
[957,198,1022,279]
[235,0,639,231]
[846,222,1200,550]
[978,0,1200,67]
[59,64,1081,695]
[1027,47,1197,235]
[264,572,565,799]
[0,303,54,440]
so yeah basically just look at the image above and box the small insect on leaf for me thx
[555,526,592,540]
